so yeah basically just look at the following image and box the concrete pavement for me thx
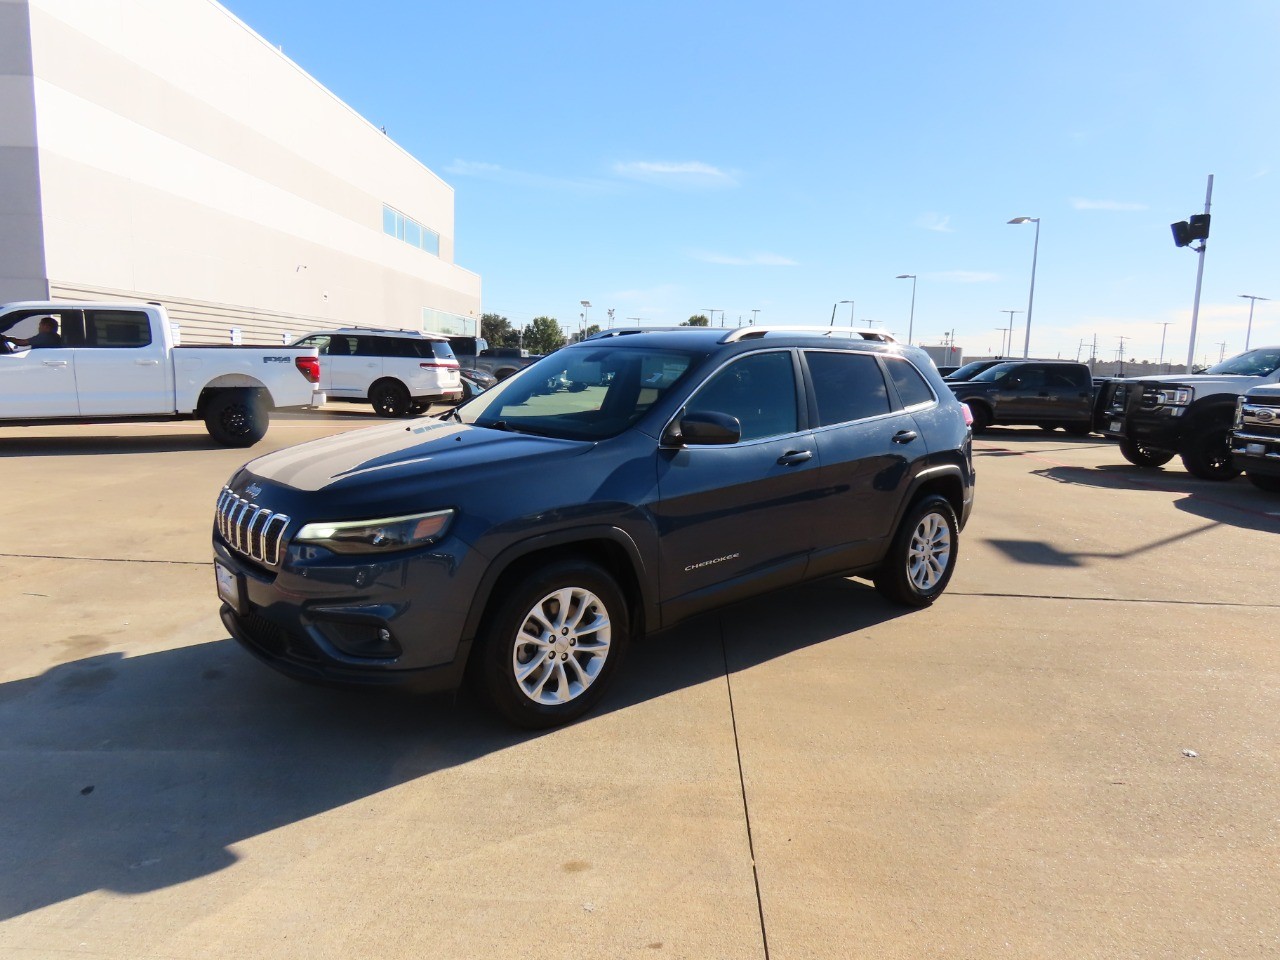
[1,416,1277,958]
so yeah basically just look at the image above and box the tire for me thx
[369,380,412,418]
[1180,423,1241,481]
[476,560,629,728]
[1245,471,1280,493]
[1039,424,1059,432]
[968,403,993,433]
[409,402,428,415]
[1063,422,1094,437]
[203,390,267,447]
[873,495,959,608]
[1119,436,1175,468]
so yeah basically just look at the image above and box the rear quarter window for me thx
[884,357,935,408]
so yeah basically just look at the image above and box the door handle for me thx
[777,450,813,465]
[41,359,69,367]
[136,358,160,366]
[891,430,918,444]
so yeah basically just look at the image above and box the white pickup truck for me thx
[0,301,324,446]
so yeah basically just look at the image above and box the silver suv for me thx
[293,328,462,417]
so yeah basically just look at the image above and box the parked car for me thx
[1230,383,1280,491]
[1097,346,1280,479]
[459,367,497,401]
[213,326,975,728]
[0,300,323,446]
[293,328,461,417]
[947,360,1096,433]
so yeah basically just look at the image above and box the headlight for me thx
[1235,396,1245,429]
[1155,386,1193,406]
[294,509,454,554]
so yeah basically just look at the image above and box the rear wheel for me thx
[203,390,267,447]
[476,560,629,728]
[873,495,959,608]
[1119,436,1175,468]
[968,403,993,433]
[1063,421,1094,437]
[370,380,412,418]
[1245,471,1280,493]
[1180,423,1241,481]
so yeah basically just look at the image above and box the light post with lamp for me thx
[1239,294,1269,350]
[895,274,917,344]
[1007,216,1040,358]
[829,300,852,327]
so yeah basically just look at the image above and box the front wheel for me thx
[1119,436,1175,468]
[873,495,959,608]
[1180,424,1241,481]
[1063,421,1093,437]
[1246,471,1280,493]
[476,560,629,728]
[370,380,412,418]
[204,390,267,447]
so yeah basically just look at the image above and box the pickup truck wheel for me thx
[1063,422,1093,437]
[1246,472,1280,493]
[1180,424,1241,481]
[370,380,411,418]
[1118,437,1174,467]
[873,495,958,608]
[204,390,267,447]
[477,560,629,728]
[967,403,993,433]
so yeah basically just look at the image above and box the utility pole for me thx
[1157,321,1173,372]
[1116,335,1130,376]
[1000,310,1022,355]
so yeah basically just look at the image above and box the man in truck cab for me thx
[1,316,61,350]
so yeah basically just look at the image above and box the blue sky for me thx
[227,0,1279,364]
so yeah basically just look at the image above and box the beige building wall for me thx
[1,0,481,344]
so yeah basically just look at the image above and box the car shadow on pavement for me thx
[1030,463,1280,534]
[0,576,905,921]
[0,434,227,457]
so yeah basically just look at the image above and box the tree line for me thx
[480,313,711,355]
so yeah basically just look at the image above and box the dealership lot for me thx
[1,414,1278,959]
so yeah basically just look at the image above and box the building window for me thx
[383,204,439,257]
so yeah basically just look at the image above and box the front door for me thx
[654,349,820,623]
[0,308,83,417]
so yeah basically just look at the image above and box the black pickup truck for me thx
[947,359,1096,434]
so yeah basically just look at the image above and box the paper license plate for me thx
[1109,420,1122,433]
[1247,443,1266,456]
[215,561,245,615]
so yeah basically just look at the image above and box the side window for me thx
[687,351,798,441]
[297,335,329,352]
[354,336,381,357]
[430,340,456,361]
[805,351,892,426]
[83,310,152,348]
[1046,369,1079,388]
[1009,366,1045,389]
[884,357,936,408]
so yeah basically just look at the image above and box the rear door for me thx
[325,334,381,398]
[71,309,172,415]
[1047,365,1093,421]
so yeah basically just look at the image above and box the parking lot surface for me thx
[2,413,1278,959]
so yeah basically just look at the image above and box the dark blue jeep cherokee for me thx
[213,327,975,727]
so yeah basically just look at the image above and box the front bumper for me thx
[213,533,485,692]
[1232,431,1280,478]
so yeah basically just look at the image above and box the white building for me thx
[0,0,480,344]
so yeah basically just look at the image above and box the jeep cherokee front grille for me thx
[216,486,290,567]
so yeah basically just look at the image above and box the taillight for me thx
[961,402,974,427]
[295,355,320,383]
[420,360,460,369]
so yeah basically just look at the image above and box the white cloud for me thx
[613,160,739,188]
[443,159,612,193]
[1071,198,1148,211]
[690,251,799,267]
[917,213,954,233]
[927,270,999,283]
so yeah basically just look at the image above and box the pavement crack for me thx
[0,552,210,567]
[952,590,1280,609]
[720,617,771,960]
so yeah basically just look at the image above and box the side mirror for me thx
[665,410,742,446]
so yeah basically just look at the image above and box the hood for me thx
[242,418,591,493]
[948,381,996,394]
[1114,373,1267,389]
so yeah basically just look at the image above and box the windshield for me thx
[969,362,1020,383]
[454,345,702,440]
[1203,348,1280,377]
[945,360,999,381]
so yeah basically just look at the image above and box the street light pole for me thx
[751,308,760,326]
[895,275,917,344]
[829,300,852,327]
[1239,294,1270,351]
[1157,321,1173,371]
[1185,174,1214,370]
[1008,217,1040,358]
[579,300,591,337]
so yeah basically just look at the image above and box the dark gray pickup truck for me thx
[446,336,538,381]
[947,359,1096,434]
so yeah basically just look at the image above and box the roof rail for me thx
[582,326,700,341]
[720,325,898,344]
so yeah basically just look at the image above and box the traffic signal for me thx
[1171,213,1211,248]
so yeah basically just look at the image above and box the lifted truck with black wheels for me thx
[1097,346,1280,480]
[214,325,975,728]
[1232,383,1280,492]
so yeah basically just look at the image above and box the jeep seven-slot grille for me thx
[216,487,290,567]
